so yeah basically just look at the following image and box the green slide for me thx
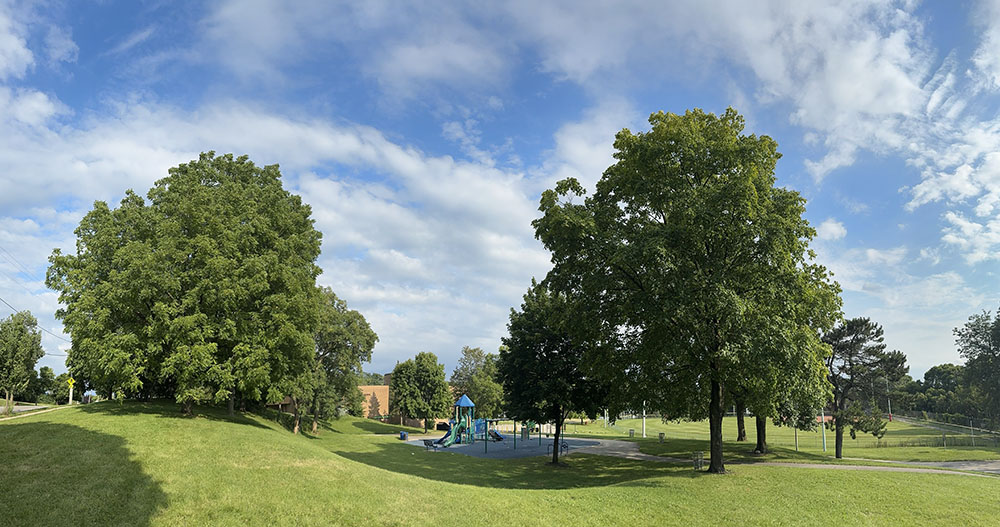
[441,422,466,447]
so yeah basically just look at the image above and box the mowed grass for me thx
[1,401,999,526]
[561,416,1000,462]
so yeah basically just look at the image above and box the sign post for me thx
[67,377,75,405]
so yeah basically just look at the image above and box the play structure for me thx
[434,394,476,447]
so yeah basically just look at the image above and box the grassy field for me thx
[2,401,999,526]
[559,416,1000,462]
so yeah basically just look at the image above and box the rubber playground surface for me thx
[406,435,600,459]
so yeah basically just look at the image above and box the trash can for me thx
[658,432,665,443]
[629,428,635,438]
[692,451,704,470]
[399,431,408,441]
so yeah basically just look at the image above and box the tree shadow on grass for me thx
[303,417,424,436]
[0,422,167,526]
[76,400,272,430]
[635,437,836,464]
[326,439,704,490]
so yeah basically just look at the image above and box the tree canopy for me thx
[389,352,451,431]
[450,346,503,418]
[498,279,608,464]
[0,311,45,414]
[305,286,378,433]
[532,108,841,472]
[955,310,1000,421]
[47,152,323,414]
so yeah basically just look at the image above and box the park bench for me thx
[423,439,440,451]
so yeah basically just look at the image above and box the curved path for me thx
[0,405,70,422]
[570,438,997,478]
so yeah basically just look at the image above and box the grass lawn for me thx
[561,416,1000,462]
[2,401,999,526]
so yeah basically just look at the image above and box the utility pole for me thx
[820,407,827,452]
[642,401,647,438]
[886,376,892,421]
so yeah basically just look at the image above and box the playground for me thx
[406,393,600,459]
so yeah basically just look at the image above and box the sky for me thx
[1,1,1000,382]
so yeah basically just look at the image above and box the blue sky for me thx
[2,1,999,381]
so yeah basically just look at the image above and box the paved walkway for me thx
[843,457,1000,475]
[0,405,69,422]
[405,435,601,459]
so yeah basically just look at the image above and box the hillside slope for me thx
[1,401,998,526]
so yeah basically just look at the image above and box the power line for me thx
[0,244,44,283]
[0,266,39,295]
[0,294,72,343]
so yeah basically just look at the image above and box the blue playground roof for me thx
[454,394,475,407]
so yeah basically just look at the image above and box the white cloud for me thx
[0,87,61,126]
[971,0,1000,89]
[106,25,156,56]
[0,95,551,373]
[816,218,847,241]
[536,99,639,191]
[44,25,77,65]
[0,6,32,80]
[814,240,988,375]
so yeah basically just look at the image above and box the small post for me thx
[971,419,975,448]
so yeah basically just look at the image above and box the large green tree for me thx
[389,352,451,431]
[823,317,905,458]
[450,346,503,418]
[498,280,608,464]
[0,311,45,413]
[306,286,378,433]
[47,152,323,414]
[533,108,841,472]
[955,310,1000,421]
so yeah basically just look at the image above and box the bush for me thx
[37,394,56,405]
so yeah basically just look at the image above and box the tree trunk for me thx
[227,395,235,417]
[310,393,320,434]
[292,398,301,435]
[735,399,747,442]
[182,399,193,416]
[754,415,767,454]
[835,419,844,459]
[551,410,564,464]
[4,389,10,415]
[708,377,725,473]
